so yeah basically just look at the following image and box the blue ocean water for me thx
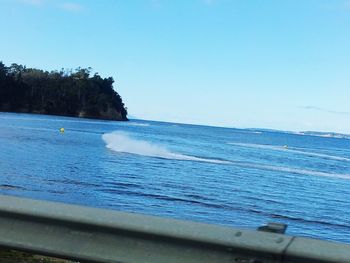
[1,112,350,243]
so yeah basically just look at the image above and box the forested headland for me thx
[0,62,128,121]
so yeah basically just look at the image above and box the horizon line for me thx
[128,117,350,137]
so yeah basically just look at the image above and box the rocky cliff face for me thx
[78,105,128,121]
[0,62,128,122]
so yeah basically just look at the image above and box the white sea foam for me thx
[239,130,263,134]
[229,143,350,162]
[101,133,349,178]
[102,132,230,164]
[127,123,150,127]
[231,161,350,180]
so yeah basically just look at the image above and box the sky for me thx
[0,0,349,133]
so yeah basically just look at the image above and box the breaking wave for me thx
[102,133,349,178]
[102,132,230,164]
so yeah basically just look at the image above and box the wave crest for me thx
[102,132,229,164]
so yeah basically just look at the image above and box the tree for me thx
[0,62,128,120]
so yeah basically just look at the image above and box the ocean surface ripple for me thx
[1,112,350,243]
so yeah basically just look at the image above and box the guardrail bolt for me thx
[257,222,287,234]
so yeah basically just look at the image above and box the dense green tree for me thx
[0,62,128,121]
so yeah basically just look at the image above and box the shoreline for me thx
[0,111,128,122]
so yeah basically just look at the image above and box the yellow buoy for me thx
[59,128,65,133]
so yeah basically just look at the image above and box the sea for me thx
[1,112,350,243]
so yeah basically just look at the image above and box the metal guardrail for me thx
[0,194,349,263]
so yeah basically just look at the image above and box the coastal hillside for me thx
[0,62,128,121]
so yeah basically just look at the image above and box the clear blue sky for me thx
[1,0,350,133]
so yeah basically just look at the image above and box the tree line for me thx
[0,62,128,120]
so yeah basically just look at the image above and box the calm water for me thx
[1,112,350,243]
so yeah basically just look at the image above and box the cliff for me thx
[0,62,128,121]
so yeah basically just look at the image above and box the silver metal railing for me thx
[0,194,349,263]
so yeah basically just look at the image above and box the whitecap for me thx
[102,132,229,164]
[228,143,350,162]
[127,123,150,127]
